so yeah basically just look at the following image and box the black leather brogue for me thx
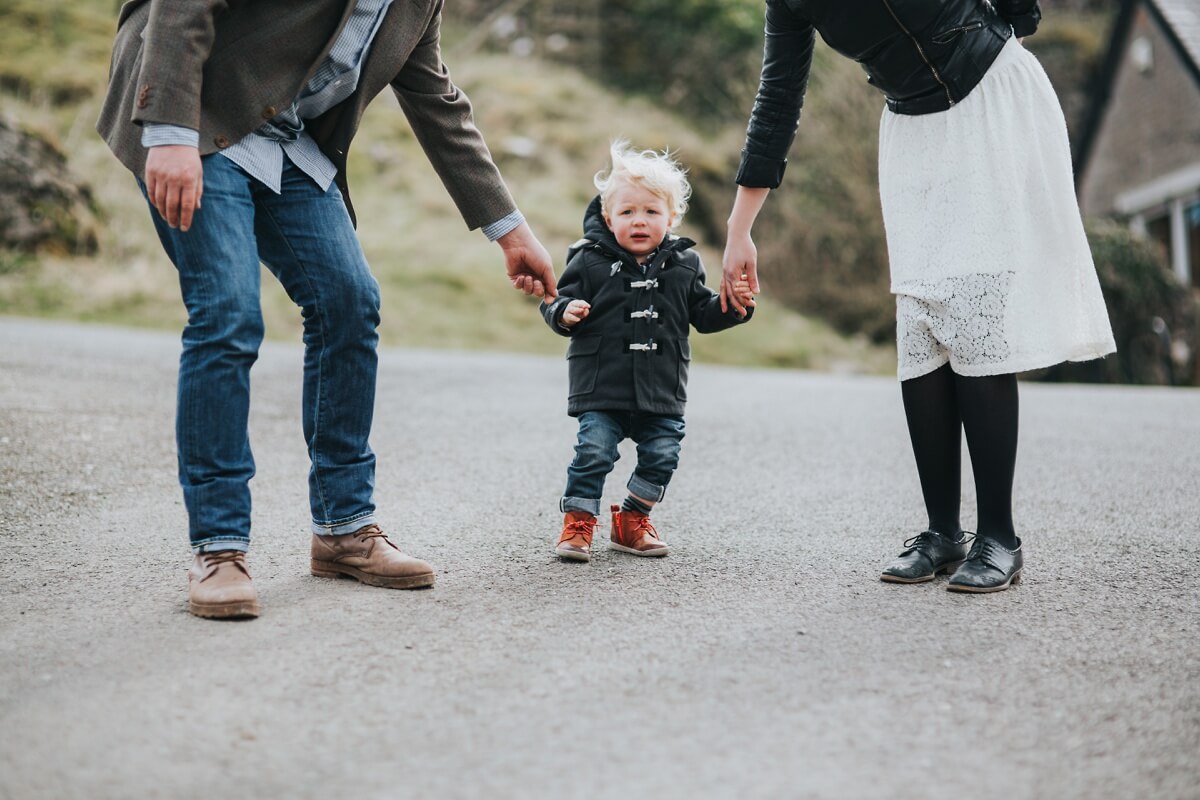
[946,536,1023,593]
[880,530,972,584]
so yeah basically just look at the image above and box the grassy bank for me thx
[0,1,893,374]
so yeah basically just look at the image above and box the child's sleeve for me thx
[539,253,589,337]
[688,256,754,333]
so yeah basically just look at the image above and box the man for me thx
[96,0,557,620]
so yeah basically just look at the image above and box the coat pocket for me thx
[566,336,603,399]
[675,339,691,403]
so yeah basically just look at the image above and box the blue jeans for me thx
[560,411,686,516]
[142,156,381,552]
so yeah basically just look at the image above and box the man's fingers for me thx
[153,183,170,225]
[179,186,197,232]
[167,184,184,228]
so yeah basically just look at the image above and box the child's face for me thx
[604,184,674,260]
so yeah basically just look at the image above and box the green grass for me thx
[0,2,894,375]
[0,0,115,105]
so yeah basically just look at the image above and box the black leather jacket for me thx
[736,0,1042,188]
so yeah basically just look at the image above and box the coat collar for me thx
[579,195,696,276]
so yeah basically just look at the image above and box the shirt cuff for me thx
[142,123,200,149]
[482,210,525,241]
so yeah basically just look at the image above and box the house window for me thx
[1146,213,1171,266]
[1131,36,1154,74]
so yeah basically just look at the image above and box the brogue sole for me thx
[311,561,435,589]
[188,598,260,619]
[608,542,669,557]
[555,544,592,562]
[880,559,965,584]
[946,569,1023,594]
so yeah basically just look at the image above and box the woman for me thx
[721,0,1115,593]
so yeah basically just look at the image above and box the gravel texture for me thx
[1,316,1197,800]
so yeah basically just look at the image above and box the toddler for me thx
[540,141,755,561]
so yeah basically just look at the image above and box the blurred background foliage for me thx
[0,0,1195,383]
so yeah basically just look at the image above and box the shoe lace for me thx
[631,514,660,541]
[200,549,248,579]
[352,524,402,552]
[902,530,973,554]
[354,524,386,540]
[965,537,1004,571]
[901,531,938,551]
[563,519,595,543]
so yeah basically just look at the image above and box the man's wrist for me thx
[482,210,525,242]
[142,123,200,149]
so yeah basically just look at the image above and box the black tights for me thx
[900,363,1019,548]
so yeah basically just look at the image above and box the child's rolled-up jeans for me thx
[560,410,685,516]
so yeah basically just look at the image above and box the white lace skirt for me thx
[878,37,1116,381]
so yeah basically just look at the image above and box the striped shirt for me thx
[142,0,524,240]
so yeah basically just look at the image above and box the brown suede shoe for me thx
[555,511,597,562]
[609,504,669,557]
[188,550,260,619]
[310,524,435,589]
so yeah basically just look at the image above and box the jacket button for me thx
[262,105,278,119]
[214,135,231,148]
[136,84,152,109]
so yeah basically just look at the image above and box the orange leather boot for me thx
[609,504,669,557]
[555,511,597,561]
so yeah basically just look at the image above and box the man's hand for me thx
[145,145,203,231]
[497,221,557,300]
[561,300,591,327]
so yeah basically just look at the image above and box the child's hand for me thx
[733,278,756,314]
[561,300,591,327]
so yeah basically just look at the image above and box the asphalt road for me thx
[1,316,1197,800]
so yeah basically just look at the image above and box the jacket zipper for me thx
[932,21,984,45]
[879,0,956,107]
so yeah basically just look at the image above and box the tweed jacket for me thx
[96,0,515,228]
[540,197,752,418]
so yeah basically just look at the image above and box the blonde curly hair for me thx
[594,139,691,223]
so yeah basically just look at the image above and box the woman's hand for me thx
[721,232,759,318]
[720,186,769,317]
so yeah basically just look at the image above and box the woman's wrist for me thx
[727,186,770,237]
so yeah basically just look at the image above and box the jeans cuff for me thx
[559,496,600,516]
[627,473,667,503]
[192,537,250,554]
[312,512,377,537]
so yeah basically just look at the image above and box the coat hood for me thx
[581,195,620,251]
